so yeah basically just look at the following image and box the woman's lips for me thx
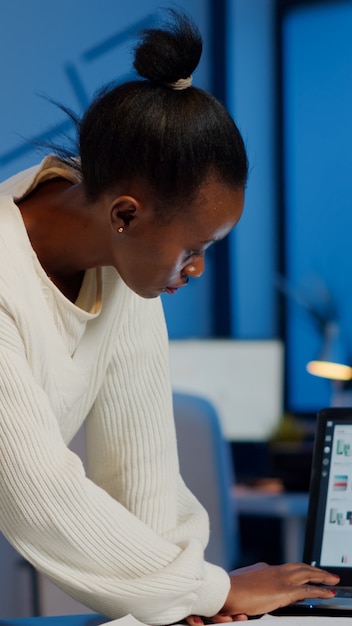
[163,277,188,294]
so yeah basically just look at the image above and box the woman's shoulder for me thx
[0,162,44,199]
[0,155,80,201]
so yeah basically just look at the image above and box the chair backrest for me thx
[173,392,239,571]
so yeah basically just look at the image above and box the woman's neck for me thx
[17,178,92,302]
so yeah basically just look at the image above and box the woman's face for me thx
[112,176,244,299]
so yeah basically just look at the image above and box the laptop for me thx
[272,407,352,617]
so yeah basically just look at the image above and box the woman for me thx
[0,9,338,625]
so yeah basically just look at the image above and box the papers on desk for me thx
[101,612,352,625]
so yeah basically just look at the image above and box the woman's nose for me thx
[183,255,205,278]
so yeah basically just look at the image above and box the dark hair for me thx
[68,9,248,218]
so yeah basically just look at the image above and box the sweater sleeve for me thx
[0,301,230,625]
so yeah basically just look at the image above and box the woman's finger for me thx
[185,616,204,626]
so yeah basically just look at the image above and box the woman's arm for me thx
[0,300,230,626]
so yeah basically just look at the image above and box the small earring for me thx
[117,226,124,233]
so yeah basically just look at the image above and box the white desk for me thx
[232,488,309,563]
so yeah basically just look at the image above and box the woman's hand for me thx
[184,566,267,623]
[183,561,339,623]
[221,562,340,618]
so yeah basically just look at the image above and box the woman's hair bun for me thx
[133,8,202,85]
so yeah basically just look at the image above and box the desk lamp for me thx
[306,320,352,407]
[306,320,352,382]
[275,273,352,391]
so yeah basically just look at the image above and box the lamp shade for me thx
[306,321,352,381]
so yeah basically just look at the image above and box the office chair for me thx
[173,392,239,571]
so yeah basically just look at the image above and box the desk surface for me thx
[0,616,106,626]
[233,488,309,518]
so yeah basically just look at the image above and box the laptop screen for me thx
[304,408,352,584]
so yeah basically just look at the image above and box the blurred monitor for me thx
[169,339,284,441]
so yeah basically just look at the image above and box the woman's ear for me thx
[110,196,139,232]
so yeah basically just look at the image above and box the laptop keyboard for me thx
[334,587,352,598]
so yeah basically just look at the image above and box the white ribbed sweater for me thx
[0,159,230,625]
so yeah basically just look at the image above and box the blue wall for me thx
[0,1,211,180]
[282,1,352,411]
[228,0,352,413]
[227,0,279,339]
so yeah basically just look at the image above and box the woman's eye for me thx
[185,249,202,260]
